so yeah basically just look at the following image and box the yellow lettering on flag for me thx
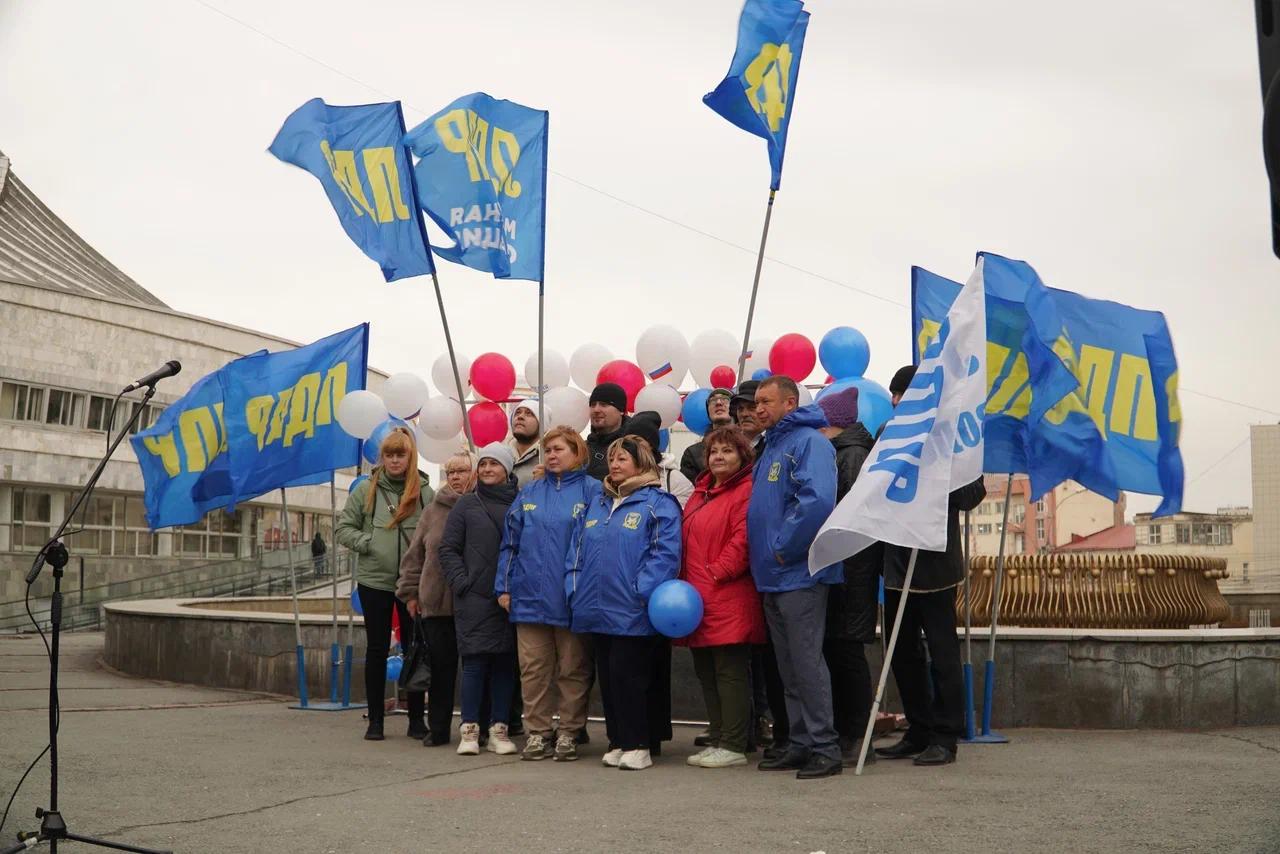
[361,147,411,222]
[1111,354,1157,441]
[284,372,321,447]
[245,395,274,451]
[744,42,794,132]
[320,141,375,217]
[142,434,181,477]
[178,407,220,473]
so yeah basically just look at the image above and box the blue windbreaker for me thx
[565,481,682,636]
[496,468,602,627]
[748,404,843,592]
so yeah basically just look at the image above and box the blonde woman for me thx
[336,426,432,741]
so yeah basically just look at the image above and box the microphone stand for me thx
[5,384,171,854]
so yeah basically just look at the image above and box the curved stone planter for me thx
[102,598,1280,728]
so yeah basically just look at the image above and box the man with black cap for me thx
[875,364,985,768]
[585,382,630,481]
[679,388,734,483]
[731,380,765,453]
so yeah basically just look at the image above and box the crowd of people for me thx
[336,366,985,780]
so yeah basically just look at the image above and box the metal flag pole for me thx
[537,279,545,463]
[735,189,777,381]
[343,548,360,708]
[292,475,354,711]
[855,549,919,776]
[280,488,308,709]
[429,270,475,452]
[972,473,1014,744]
[961,510,976,740]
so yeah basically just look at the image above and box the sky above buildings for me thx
[2,0,1277,516]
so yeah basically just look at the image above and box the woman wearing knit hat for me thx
[439,442,520,756]
[622,410,694,507]
[566,436,682,771]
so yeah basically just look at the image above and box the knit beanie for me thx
[511,397,540,426]
[706,388,733,416]
[589,382,627,412]
[889,365,918,396]
[621,410,662,456]
[476,442,515,476]
[817,386,860,428]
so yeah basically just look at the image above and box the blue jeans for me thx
[460,652,516,726]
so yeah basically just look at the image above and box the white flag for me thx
[809,257,988,571]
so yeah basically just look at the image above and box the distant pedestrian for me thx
[310,531,327,576]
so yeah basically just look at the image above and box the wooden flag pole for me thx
[429,270,475,452]
[855,548,919,776]
[735,189,777,381]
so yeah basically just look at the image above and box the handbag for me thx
[398,615,432,694]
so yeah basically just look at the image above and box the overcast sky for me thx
[2,0,1277,516]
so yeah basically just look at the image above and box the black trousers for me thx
[823,636,872,743]
[595,634,669,752]
[761,637,790,748]
[420,616,459,740]
[883,587,964,752]
[358,585,424,723]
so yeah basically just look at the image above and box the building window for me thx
[86,395,117,432]
[1,381,45,422]
[1035,499,1046,513]
[44,388,86,427]
[977,523,992,535]
[1035,517,1046,545]
[1012,502,1026,524]
[11,488,53,550]
[995,501,1005,516]
[1146,524,1162,545]
[1176,524,1191,545]
[117,401,163,435]
[1014,533,1025,553]
[173,509,242,559]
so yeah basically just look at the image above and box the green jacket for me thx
[336,470,434,592]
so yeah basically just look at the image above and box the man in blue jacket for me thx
[747,376,843,780]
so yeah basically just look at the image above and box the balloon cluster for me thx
[333,324,895,469]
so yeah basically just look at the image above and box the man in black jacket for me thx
[875,365,986,767]
[585,383,630,480]
[816,386,879,767]
[679,388,733,483]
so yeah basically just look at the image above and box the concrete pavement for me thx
[2,633,1278,853]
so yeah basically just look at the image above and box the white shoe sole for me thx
[457,743,480,756]
[699,757,748,768]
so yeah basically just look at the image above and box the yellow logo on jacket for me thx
[522,503,537,512]
[572,503,586,519]
[622,512,641,530]
[767,462,781,482]
[585,519,598,528]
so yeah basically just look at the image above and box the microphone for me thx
[122,360,181,393]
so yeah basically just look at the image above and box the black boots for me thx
[364,718,385,741]
[406,718,428,740]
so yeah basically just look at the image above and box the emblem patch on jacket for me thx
[767,461,781,482]
[572,503,586,519]
[522,503,537,512]
[585,519,598,528]
[622,512,641,530]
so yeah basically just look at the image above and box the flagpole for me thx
[328,475,340,706]
[537,280,545,464]
[973,473,1014,744]
[855,548,919,776]
[735,189,777,381]
[961,509,976,740]
[429,270,475,452]
[280,488,308,709]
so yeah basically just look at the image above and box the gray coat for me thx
[438,479,518,655]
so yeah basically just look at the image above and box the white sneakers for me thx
[457,722,480,756]
[694,747,748,769]
[601,748,623,767]
[618,749,652,771]
[488,724,518,756]
[687,746,716,766]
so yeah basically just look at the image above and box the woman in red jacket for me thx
[679,425,766,769]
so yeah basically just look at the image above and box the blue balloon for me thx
[363,417,410,464]
[647,579,704,638]
[348,474,370,495]
[385,654,403,682]
[658,428,670,453]
[350,587,364,615]
[816,377,893,435]
[751,368,772,381]
[819,326,870,381]
[681,389,713,435]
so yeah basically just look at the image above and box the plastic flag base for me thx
[289,701,368,711]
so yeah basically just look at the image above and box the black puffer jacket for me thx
[826,424,880,642]
[883,478,986,593]
[438,478,518,655]
[679,439,706,485]
[585,416,631,481]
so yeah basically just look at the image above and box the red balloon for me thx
[769,333,817,383]
[596,359,646,410]
[710,364,736,389]
[467,401,509,446]
[824,374,835,384]
[470,352,516,402]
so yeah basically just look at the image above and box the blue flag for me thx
[131,355,328,530]
[404,93,548,282]
[219,324,368,504]
[913,254,1184,516]
[270,99,435,282]
[704,0,810,190]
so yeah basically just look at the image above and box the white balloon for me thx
[417,396,465,440]
[569,343,613,391]
[380,372,430,419]
[743,336,774,379]
[524,349,570,393]
[543,386,590,432]
[796,384,814,406]
[431,353,471,399]
[635,325,691,388]
[634,383,682,428]
[418,428,467,465]
[335,390,387,439]
[690,329,740,388]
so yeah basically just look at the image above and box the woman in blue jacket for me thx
[567,436,682,771]
[496,426,602,763]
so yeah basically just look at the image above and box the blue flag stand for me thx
[290,479,365,712]
[963,473,1012,744]
[961,510,976,739]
